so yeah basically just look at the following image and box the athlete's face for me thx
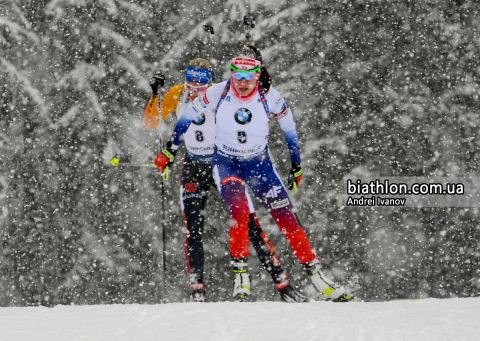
[186,81,209,99]
[231,71,260,97]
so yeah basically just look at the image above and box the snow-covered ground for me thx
[1,298,479,340]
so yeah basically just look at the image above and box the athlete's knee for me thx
[223,177,247,194]
[184,213,204,243]
[182,182,207,202]
[230,207,250,233]
[280,223,305,239]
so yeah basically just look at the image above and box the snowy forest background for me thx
[1,0,479,306]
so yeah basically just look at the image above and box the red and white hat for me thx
[231,57,261,70]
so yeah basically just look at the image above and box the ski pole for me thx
[203,23,216,80]
[161,167,167,302]
[110,157,156,168]
[158,137,167,303]
[110,157,168,180]
[243,14,256,43]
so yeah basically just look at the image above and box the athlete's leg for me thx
[246,204,307,302]
[180,155,210,298]
[241,154,315,264]
[212,160,250,259]
[247,214,284,279]
[211,163,306,301]
[245,188,284,279]
[243,153,351,301]
[212,155,251,301]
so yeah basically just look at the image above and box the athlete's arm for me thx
[271,92,301,164]
[169,87,216,146]
[161,84,185,121]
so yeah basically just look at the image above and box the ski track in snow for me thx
[1,298,479,341]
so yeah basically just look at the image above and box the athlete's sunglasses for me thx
[230,65,260,81]
[185,83,209,92]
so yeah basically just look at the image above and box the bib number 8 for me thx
[195,131,204,142]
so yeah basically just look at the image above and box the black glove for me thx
[150,71,165,95]
[287,163,303,195]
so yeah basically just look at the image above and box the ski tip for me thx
[332,293,354,302]
[234,294,248,302]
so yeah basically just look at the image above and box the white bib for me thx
[215,88,270,157]
[176,92,215,156]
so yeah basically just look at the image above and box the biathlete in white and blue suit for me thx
[150,58,307,303]
[155,45,352,302]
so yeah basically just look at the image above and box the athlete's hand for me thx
[287,163,303,195]
[155,146,176,179]
[150,71,165,95]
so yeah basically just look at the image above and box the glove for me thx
[287,163,303,195]
[150,71,165,95]
[154,142,177,180]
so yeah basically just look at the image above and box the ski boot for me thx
[274,271,309,303]
[189,273,205,302]
[232,258,251,302]
[304,257,352,302]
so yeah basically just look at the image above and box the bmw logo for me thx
[234,108,252,125]
[192,113,206,126]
